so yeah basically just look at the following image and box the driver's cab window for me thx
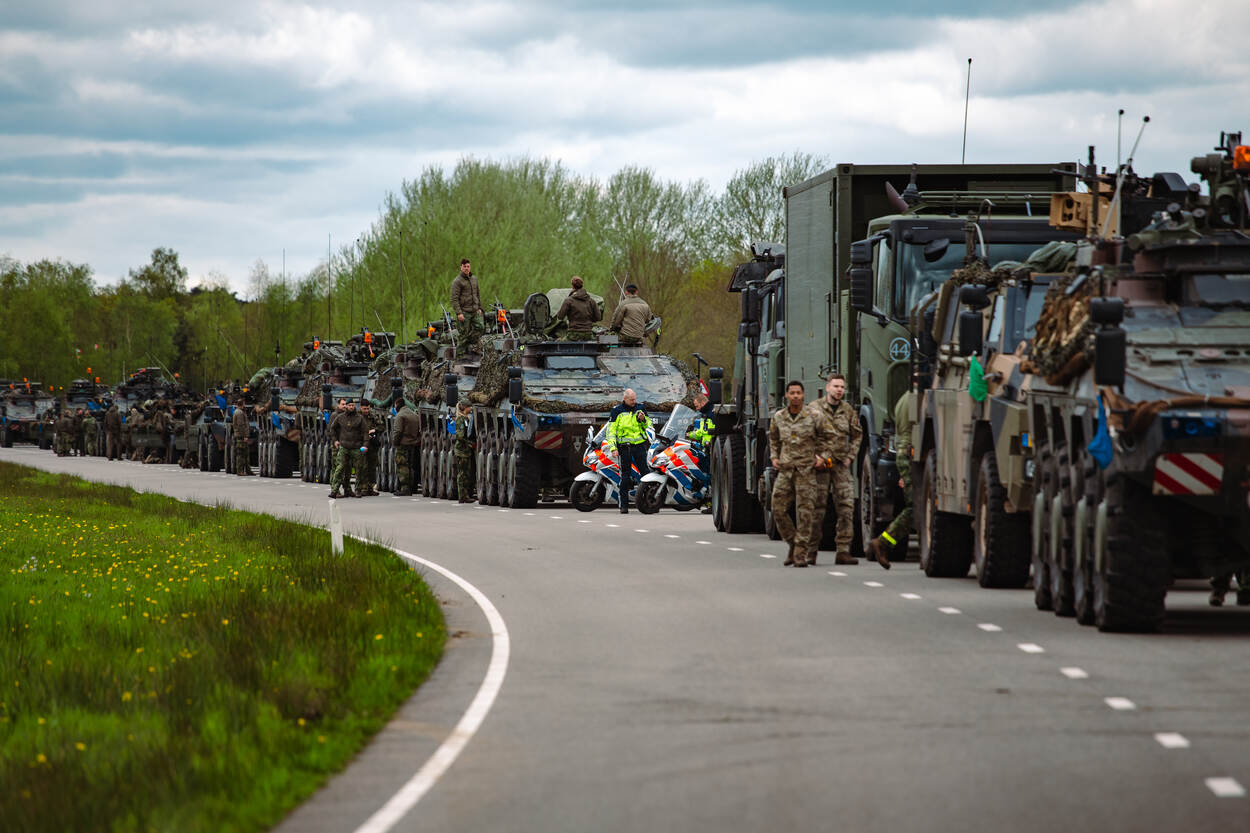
[986,295,1006,353]
[873,237,893,314]
[773,283,785,336]
[760,291,774,334]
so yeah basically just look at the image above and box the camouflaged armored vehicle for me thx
[62,378,109,456]
[1,380,55,448]
[292,340,372,484]
[249,365,306,478]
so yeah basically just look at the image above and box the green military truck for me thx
[711,162,1078,556]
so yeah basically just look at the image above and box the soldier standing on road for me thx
[607,388,652,514]
[231,398,252,476]
[104,404,122,460]
[357,400,384,496]
[450,258,484,354]
[610,284,651,346]
[328,399,367,498]
[55,409,75,457]
[83,411,99,457]
[810,373,874,567]
[1209,571,1250,607]
[453,400,475,503]
[550,276,601,340]
[71,408,85,456]
[769,381,828,567]
[392,397,420,496]
[181,402,204,469]
[866,389,916,567]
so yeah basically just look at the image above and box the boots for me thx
[328,490,341,499]
[784,542,795,567]
[866,537,892,570]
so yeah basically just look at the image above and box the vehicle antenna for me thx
[961,58,972,164]
[1116,108,1125,170]
[1099,116,1150,240]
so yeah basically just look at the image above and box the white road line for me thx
[1205,777,1246,798]
[497,509,509,513]
[727,547,744,552]
[1105,697,1137,711]
[1154,733,1190,749]
[759,554,776,559]
[548,516,563,520]
[899,592,922,599]
[863,581,884,588]
[634,529,648,533]
[938,606,961,615]
[1017,643,1045,654]
[828,571,847,577]
[351,544,509,833]
[664,534,680,539]
[524,512,536,516]
[977,623,1003,632]
[1060,667,1089,679]
[695,540,711,545]
[577,520,591,524]
[605,523,619,528]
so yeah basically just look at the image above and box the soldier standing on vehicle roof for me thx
[104,403,122,460]
[866,389,916,568]
[454,400,475,503]
[231,397,252,476]
[357,400,384,496]
[607,388,652,514]
[328,399,367,498]
[810,373,875,567]
[550,276,601,340]
[610,284,651,346]
[769,381,828,567]
[392,397,420,496]
[450,258,484,354]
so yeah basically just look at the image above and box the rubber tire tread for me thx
[974,452,1031,588]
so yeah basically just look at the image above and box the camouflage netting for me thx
[1026,271,1095,382]
[294,372,328,408]
[951,241,1078,288]
[469,338,524,406]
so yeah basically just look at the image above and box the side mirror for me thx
[1090,297,1125,325]
[849,266,873,313]
[850,239,873,267]
[959,309,984,357]
[507,366,523,404]
[740,286,761,324]
[1094,327,1127,387]
[959,284,990,310]
[708,366,724,406]
[923,238,951,263]
[443,373,459,407]
[319,383,332,412]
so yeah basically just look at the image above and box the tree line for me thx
[0,153,827,392]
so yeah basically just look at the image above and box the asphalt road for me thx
[6,447,1250,833]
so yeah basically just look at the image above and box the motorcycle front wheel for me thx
[636,482,666,515]
[571,479,606,512]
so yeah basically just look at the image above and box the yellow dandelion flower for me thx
[36,753,46,763]
[297,718,306,726]
[221,619,229,626]
[75,742,86,751]
[122,692,132,702]
[374,634,383,641]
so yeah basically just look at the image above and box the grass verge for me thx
[0,461,446,833]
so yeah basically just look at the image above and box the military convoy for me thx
[1,381,55,448]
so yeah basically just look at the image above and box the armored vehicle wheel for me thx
[1,428,12,448]
[1094,475,1168,632]
[1031,448,1052,610]
[636,482,665,514]
[973,453,1031,588]
[319,439,331,484]
[511,440,541,509]
[919,453,973,578]
[258,438,268,476]
[438,442,452,500]
[477,437,492,505]
[421,434,433,497]
[200,436,209,472]
[1048,444,1076,617]
[275,439,295,479]
[570,479,605,512]
[710,437,726,531]
[1073,451,1099,626]
[856,458,902,558]
[486,441,502,506]
[501,436,518,506]
[209,438,224,472]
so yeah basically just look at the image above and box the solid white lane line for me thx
[828,571,847,577]
[351,545,509,833]
[900,592,922,599]
[760,554,776,559]
[1105,697,1137,711]
[1060,667,1089,679]
[1154,733,1190,749]
[727,547,744,552]
[1017,643,1045,654]
[695,540,711,545]
[863,581,884,588]
[1205,777,1246,798]
[977,623,1003,632]
[938,606,961,615]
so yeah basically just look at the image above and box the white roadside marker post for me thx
[330,499,344,555]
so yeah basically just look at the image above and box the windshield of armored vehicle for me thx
[1186,273,1250,306]
[522,353,687,405]
[658,404,698,441]
[896,242,1049,319]
[5,401,36,418]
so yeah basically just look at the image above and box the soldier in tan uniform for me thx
[811,373,884,567]
[768,380,829,568]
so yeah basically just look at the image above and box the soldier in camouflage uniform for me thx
[71,408,85,456]
[104,404,122,460]
[83,410,99,457]
[810,373,876,567]
[55,410,75,456]
[231,399,252,475]
[356,400,385,496]
[866,389,915,567]
[454,400,475,502]
[328,399,367,498]
[392,399,420,495]
[768,380,828,568]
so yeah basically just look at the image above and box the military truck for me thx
[712,163,1079,557]
[1,381,55,448]
[1017,132,1250,631]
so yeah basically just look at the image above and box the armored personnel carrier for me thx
[1,381,55,448]
[61,378,111,456]
[291,340,371,483]
[249,366,305,478]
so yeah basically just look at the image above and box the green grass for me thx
[0,461,446,833]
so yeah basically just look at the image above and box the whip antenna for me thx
[1116,108,1125,170]
[961,58,972,163]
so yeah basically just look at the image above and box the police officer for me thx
[866,389,916,567]
[607,388,651,514]
[687,393,716,513]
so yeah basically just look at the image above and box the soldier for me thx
[181,402,204,469]
[450,258,484,354]
[549,276,601,340]
[392,396,421,496]
[610,284,651,346]
[83,410,99,457]
[769,381,828,567]
[54,409,75,457]
[607,388,652,514]
[1209,571,1250,607]
[453,400,475,503]
[231,398,252,476]
[104,403,122,460]
[356,400,385,496]
[866,389,916,567]
[71,408,85,456]
[147,402,170,464]
[328,399,367,498]
[810,373,875,568]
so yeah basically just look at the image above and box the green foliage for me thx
[0,462,445,833]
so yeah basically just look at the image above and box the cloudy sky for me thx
[1,0,1244,291]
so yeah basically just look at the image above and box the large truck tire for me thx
[973,452,1031,588]
[919,452,973,578]
[1049,444,1076,617]
[1095,475,1168,633]
[710,437,727,531]
[722,433,761,534]
[510,439,541,508]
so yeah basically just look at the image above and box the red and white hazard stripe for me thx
[1152,452,1224,496]
[534,430,563,451]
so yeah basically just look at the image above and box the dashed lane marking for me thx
[977,623,1003,632]
[664,534,680,539]
[497,509,509,513]
[634,529,649,533]
[524,513,536,516]
[696,541,711,545]
[863,581,884,588]
[1060,667,1089,679]
[759,554,776,559]
[938,607,962,615]
[578,520,591,524]
[1105,697,1137,711]
[1017,643,1045,654]
[1155,733,1190,749]
[605,523,620,528]
[828,571,847,577]
[548,516,563,520]
[1205,778,1246,798]
[727,547,744,552]
[899,592,922,599]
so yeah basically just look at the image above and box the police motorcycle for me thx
[570,422,656,511]
[635,404,709,514]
